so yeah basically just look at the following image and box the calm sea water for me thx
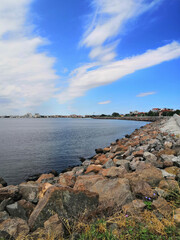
[0,118,148,185]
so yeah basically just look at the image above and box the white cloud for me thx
[81,0,163,62]
[98,100,111,104]
[0,0,59,114]
[57,41,180,103]
[136,92,156,97]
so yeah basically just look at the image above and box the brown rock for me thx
[0,185,20,203]
[174,208,180,227]
[0,184,3,189]
[123,199,146,216]
[85,164,102,174]
[44,214,64,238]
[73,175,104,191]
[158,180,179,191]
[74,176,132,207]
[132,150,144,157]
[28,186,99,231]
[152,197,172,217]
[0,218,29,239]
[58,172,76,188]
[101,166,127,178]
[36,173,54,184]
[103,147,110,153]
[95,155,109,165]
[131,180,155,199]
[164,166,180,176]
[136,164,163,187]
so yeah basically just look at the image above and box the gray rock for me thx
[6,200,35,220]
[129,158,140,171]
[19,182,39,203]
[0,198,14,211]
[28,186,99,231]
[103,159,115,169]
[105,152,115,159]
[144,152,157,163]
[0,178,7,187]
[137,145,149,152]
[172,156,180,167]
[125,155,134,161]
[115,160,129,171]
[123,147,133,157]
[82,160,91,167]
[0,211,9,223]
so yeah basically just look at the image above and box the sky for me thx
[0,0,180,115]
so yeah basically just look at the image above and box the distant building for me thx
[34,113,40,118]
[152,108,161,112]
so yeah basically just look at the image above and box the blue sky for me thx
[0,0,180,115]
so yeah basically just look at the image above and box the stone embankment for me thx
[0,116,180,239]
[93,116,168,122]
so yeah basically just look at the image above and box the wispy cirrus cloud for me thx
[81,0,163,62]
[98,100,111,104]
[57,41,180,103]
[0,0,58,114]
[136,91,156,97]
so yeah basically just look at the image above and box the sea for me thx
[0,118,148,185]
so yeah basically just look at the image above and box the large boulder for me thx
[0,185,20,203]
[28,186,99,231]
[0,218,29,239]
[123,199,146,216]
[19,182,39,203]
[74,175,133,207]
[131,180,155,199]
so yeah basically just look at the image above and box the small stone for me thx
[132,150,144,157]
[101,166,127,178]
[85,164,102,174]
[95,148,104,154]
[172,156,180,167]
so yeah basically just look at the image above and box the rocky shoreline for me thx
[0,116,180,239]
